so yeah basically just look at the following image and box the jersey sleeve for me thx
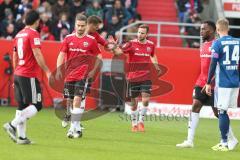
[29,32,41,49]
[96,33,107,46]
[151,43,155,57]
[121,42,134,54]
[92,39,101,55]
[60,37,68,53]
[207,40,219,84]
[211,41,220,61]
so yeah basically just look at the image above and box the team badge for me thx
[83,42,89,47]
[147,47,151,52]
[208,47,211,52]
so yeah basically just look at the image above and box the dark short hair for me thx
[138,24,149,33]
[203,20,216,32]
[25,10,39,25]
[87,15,102,25]
[75,13,87,22]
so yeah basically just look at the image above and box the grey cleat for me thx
[3,123,17,142]
[17,137,33,145]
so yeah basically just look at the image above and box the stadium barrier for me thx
[118,21,240,47]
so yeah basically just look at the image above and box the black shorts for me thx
[63,79,91,99]
[127,80,152,98]
[193,86,214,106]
[14,75,42,106]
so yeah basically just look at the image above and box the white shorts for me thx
[215,87,239,110]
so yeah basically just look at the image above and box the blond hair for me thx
[216,18,229,32]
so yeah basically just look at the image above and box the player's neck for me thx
[219,32,228,37]
[25,25,37,31]
[75,32,86,38]
[138,39,147,44]
[206,36,215,42]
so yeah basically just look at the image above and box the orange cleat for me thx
[131,125,138,132]
[137,122,145,132]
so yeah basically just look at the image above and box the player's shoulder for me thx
[212,38,221,46]
[27,28,40,36]
[65,33,75,39]
[15,29,28,38]
[130,39,138,43]
[86,34,96,40]
[63,33,75,42]
[146,40,154,45]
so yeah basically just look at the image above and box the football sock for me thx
[131,110,138,126]
[11,105,37,128]
[15,110,26,139]
[139,107,147,123]
[70,108,82,131]
[219,110,229,145]
[187,112,199,143]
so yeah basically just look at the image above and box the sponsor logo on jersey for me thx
[200,54,211,58]
[69,48,87,52]
[69,42,74,46]
[135,53,150,57]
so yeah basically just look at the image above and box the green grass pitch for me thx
[0,106,239,160]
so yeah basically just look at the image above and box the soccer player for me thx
[3,10,52,144]
[86,15,108,46]
[60,15,108,128]
[56,14,102,138]
[113,24,161,132]
[206,18,239,151]
[176,21,238,149]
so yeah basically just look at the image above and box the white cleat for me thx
[61,120,68,128]
[228,137,239,150]
[67,130,74,139]
[3,123,17,142]
[73,131,82,138]
[176,140,194,148]
[17,137,33,145]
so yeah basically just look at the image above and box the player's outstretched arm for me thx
[32,48,51,78]
[112,46,123,56]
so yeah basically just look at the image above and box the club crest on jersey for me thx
[83,42,89,47]
[208,47,211,52]
[147,47,151,52]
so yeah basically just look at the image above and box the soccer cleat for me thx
[67,130,74,138]
[137,122,145,132]
[61,120,68,128]
[73,131,83,138]
[61,114,71,128]
[176,140,194,148]
[212,143,229,151]
[17,137,32,145]
[3,123,17,142]
[228,137,239,150]
[131,125,138,132]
